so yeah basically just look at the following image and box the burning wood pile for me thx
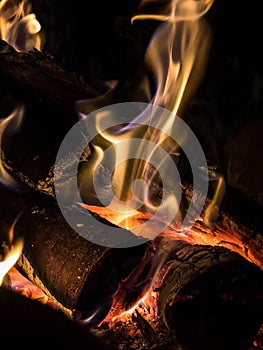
[0,0,263,349]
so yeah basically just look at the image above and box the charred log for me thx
[82,242,262,350]
[0,48,108,195]
[157,244,263,350]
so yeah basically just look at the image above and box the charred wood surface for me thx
[0,48,103,195]
[87,243,263,350]
[0,48,98,110]
[157,244,263,350]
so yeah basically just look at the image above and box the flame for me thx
[133,0,213,117]
[0,239,23,285]
[0,0,44,52]
[77,0,214,240]
[0,106,24,187]
[76,0,215,322]
[0,214,23,285]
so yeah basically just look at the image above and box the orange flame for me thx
[0,0,44,52]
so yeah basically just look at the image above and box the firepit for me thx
[0,0,263,349]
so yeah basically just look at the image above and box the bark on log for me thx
[0,48,109,195]
[0,186,147,321]
[157,244,263,350]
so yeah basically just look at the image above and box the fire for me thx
[74,0,247,327]
[71,0,216,327]
[0,241,23,285]
[0,218,54,307]
[77,0,214,236]
[0,0,44,52]
[0,106,24,187]
[0,240,23,285]
[0,215,23,285]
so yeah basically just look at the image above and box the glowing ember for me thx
[0,0,44,52]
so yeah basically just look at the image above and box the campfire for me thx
[0,0,263,349]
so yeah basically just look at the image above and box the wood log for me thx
[0,48,107,195]
[157,244,263,350]
[0,185,147,322]
[82,242,262,350]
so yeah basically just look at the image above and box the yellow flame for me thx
[78,0,214,234]
[133,0,213,124]
[0,0,44,52]
[0,238,23,285]
[0,106,24,187]
[203,173,226,228]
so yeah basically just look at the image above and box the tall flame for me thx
[0,0,43,52]
[77,0,214,236]
[75,0,216,325]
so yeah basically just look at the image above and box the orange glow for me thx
[8,266,59,308]
[0,0,44,52]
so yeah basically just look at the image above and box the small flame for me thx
[0,0,44,52]
[0,239,23,285]
[0,214,23,285]
[0,106,24,187]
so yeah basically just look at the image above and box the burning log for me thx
[0,185,147,321]
[157,244,263,350]
[0,1,262,348]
